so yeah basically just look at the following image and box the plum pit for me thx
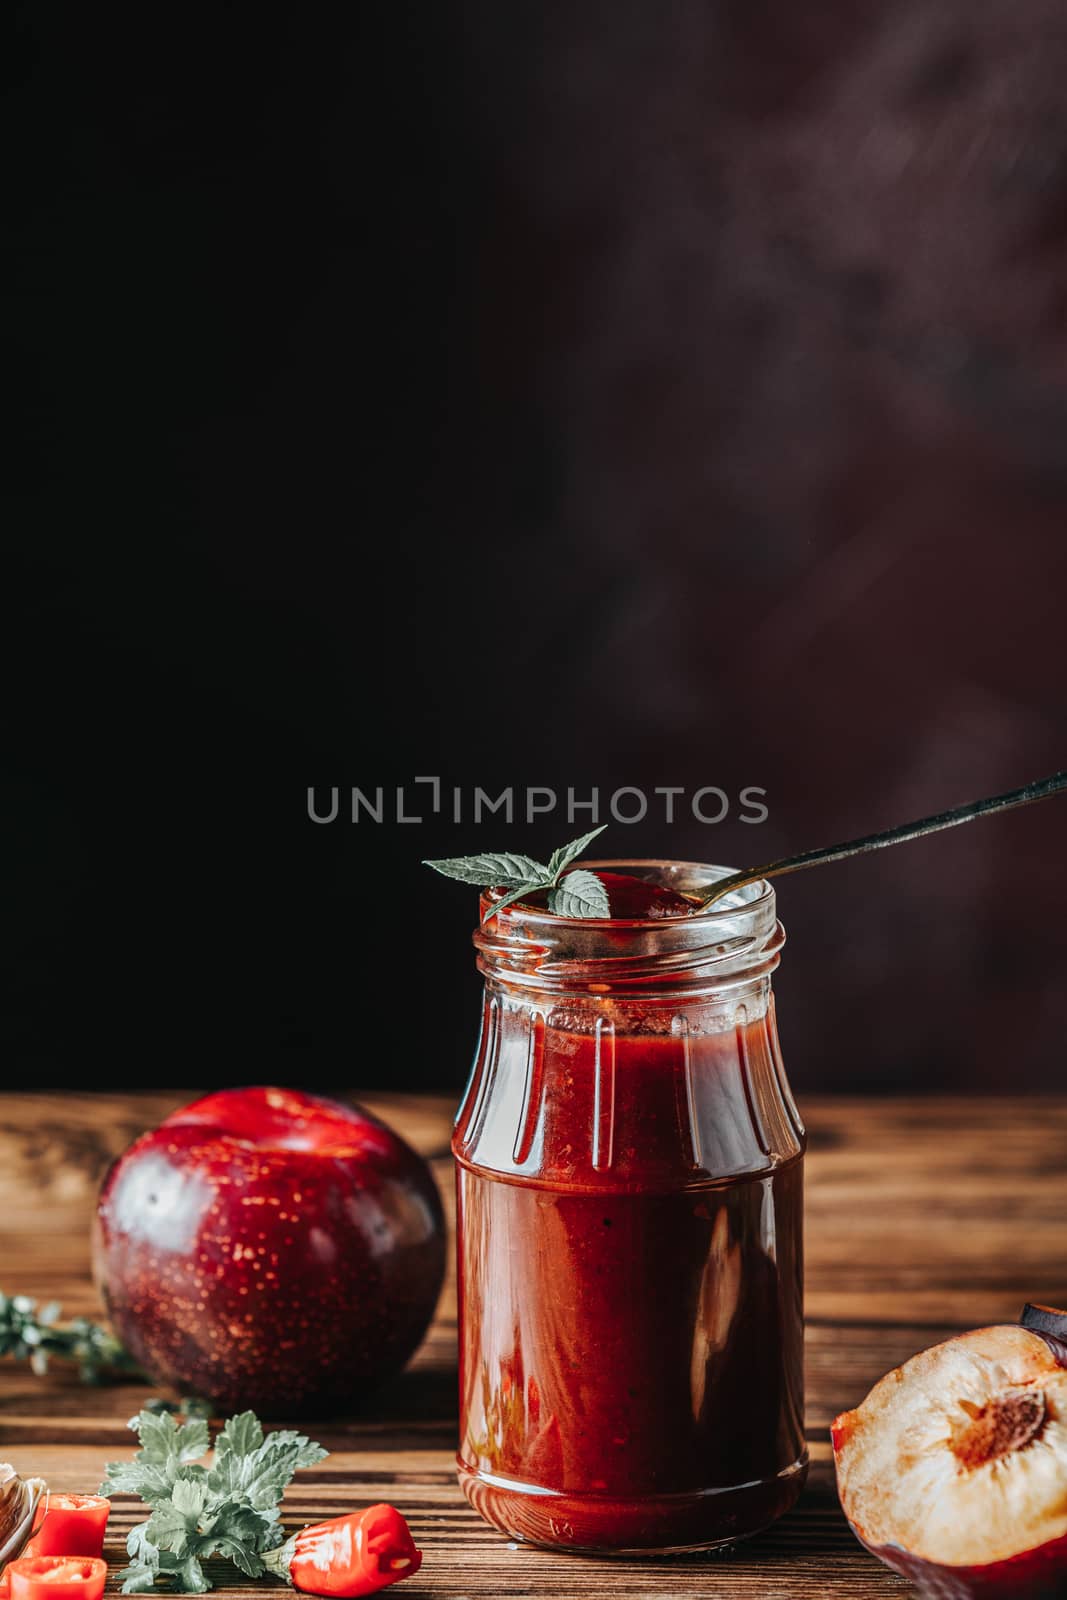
[951,1387,1047,1471]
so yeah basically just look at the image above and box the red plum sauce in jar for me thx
[453,862,806,1553]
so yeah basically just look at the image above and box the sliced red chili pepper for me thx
[266,1505,421,1597]
[6,1556,106,1600]
[22,1497,109,1561]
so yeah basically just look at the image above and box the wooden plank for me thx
[0,1091,1061,1597]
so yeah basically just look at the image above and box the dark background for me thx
[8,3,1067,1096]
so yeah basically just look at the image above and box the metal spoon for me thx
[696,768,1067,910]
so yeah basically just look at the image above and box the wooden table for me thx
[1,1093,1065,1599]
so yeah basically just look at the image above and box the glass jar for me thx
[452,860,806,1554]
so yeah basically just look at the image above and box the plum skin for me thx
[847,1527,1067,1600]
[93,1087,446,1414]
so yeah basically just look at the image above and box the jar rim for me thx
[479,859,773,929]
[474,860,782,991]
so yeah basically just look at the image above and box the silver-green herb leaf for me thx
[546,826,608,879]
[0,1289,141,1383]
[548,868,611,920]
[424,825,610,922]
[420,850,547,886]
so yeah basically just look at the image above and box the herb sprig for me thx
[0,1290,141,1383]
[423,825,610,921]
[101,1408,328,1594]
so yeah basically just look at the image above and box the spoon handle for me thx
[697,768,1067,910]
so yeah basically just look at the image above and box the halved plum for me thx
[832,1323,1067,1599]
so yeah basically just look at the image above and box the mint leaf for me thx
[208,1540,265,1579]
[119,1528,166,1594]
[119,1561,164,1595]
[127,1410,210,1468]
[206,1426,325,1509]
[549,869,611,919]
[103,1411,210,1506]
[230,1430,328,1511]
[212,1410,263,1462]
[101,1460,177,1504]
[421,850,547,886]
[169,1556,209,1595]
[202,1506,272,1551]
[168,1479,207,1520]
[425,826,613,923]
[143,1502,197,1555]
[547,825,607,878]
[126,1526,160,1564]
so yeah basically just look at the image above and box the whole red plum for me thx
[94,1087,445,1413]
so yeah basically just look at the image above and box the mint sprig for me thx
[424,825,611,922]
[0,1289,142,1383]
[100,1407,327,1594]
